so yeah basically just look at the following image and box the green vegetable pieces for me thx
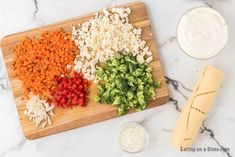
[95,53,160,115]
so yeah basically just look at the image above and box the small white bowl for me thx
[118,122,149,153]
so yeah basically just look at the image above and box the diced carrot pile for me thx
[13,29,78,99]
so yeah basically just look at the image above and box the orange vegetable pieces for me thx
[13,29,78,98]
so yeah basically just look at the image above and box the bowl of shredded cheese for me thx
[118,122,149,153]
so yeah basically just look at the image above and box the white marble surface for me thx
[0,0,234,157]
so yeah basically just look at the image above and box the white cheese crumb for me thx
[72,7,153,81]
[24,95,54,128]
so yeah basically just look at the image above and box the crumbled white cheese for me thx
[72,7,153,81]
[24,95,54,128]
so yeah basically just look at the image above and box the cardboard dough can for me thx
[171,65,224,149]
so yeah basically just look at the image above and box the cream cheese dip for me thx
[177,7,228,59]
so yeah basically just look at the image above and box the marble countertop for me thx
[0,0,234,157]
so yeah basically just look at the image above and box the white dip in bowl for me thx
[177,7,228,59]
[118,122,149,153]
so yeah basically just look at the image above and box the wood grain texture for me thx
[1,1,169,140]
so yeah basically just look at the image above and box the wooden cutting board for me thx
[1,1,169,139]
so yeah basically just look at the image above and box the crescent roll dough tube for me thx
[171,65,224,149]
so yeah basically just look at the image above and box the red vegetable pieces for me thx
[51,72,89,108]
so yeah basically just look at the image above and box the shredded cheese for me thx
[72,7,153,82]
[24,95,54,128]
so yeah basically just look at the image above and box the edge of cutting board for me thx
[1,1,169,140]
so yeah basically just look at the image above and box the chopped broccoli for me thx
[95,52,160,115]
